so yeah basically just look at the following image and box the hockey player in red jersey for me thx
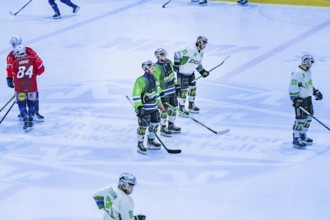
[6,36,45,122]
[10,45,45,131]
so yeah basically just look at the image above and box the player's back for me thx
[12,55,39,92]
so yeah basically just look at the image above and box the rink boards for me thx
[217,0,330,7]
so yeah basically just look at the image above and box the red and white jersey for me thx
[12,55,45,93]
[6,47,39,78]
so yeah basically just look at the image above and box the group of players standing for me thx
[3,34,324,151]
[132,36,210,154]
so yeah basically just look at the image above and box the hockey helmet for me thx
[141,60,155,71]
[196,36,208,45]
[118,173,137,188]
[13,45,26,58]
[301,55,314,66]
[9,36,22,48]
[154,48,167,60]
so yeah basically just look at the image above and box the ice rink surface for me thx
[0,0,330,219]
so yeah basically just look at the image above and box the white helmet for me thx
[141,60,154,71]
[9,36,22,48]
[13,45,26,58]
[301,55,314,66]
[118,173,136,188]
[196,36,208,45]
[154,48,167,60]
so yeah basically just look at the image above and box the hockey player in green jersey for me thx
[154,48,181,137]
[289,55,323,149]
[132,60,165,154]
[174,36,210,116]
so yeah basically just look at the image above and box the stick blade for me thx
[9,11,16,16]
[166,149,181,154]
[216,129,230,135]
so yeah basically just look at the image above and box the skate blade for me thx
[293,144,306,149]
[169,130,181,134]
[160,133,172,137]
[24,127,33,132]
[137,149,147,155]
[147,145,161,150]
[34,118,44,122]
[188,110,199,114]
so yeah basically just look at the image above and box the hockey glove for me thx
[293,98,303,108]
[175,84,181,96]
[313,88,323,100]
[200,69,210,78]
[6,77,14,88]
[135,214,146,220]
[137,106,145,118]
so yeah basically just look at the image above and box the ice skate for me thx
[179,105,189,117]
[292,136,306,149]
[168,122,181,134]
[188,102,199,114]
[137,142,147,155]
[23,117,34,132]
[53,13,61,19]
[34,112,44,122]
[160,125,172,137]
[147,138,161,150]
[73,5,80,13]
[239,0,248,6]
[199,0,208,6]
[300,133,313,145]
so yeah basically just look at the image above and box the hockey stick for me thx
[166,103,230,135]
[125,95,181,154]
[162,0,173,8]
[0,95,15,112]
[193,55,231,82]
[299,107,330,131]
[0,101,16,125]
[9,0,32,16]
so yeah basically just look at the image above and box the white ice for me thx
[0,0,330,220]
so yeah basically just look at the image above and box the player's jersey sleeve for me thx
[132,76,147,110]
[167,59,178,85]
[6,51,15,78]
[154,64,162,84]
[174,49,189,66]
[35,58,45,75]
[289,70,301,100]
[155,78,162,105]
[26,47,39,59]
[93,187,107,209]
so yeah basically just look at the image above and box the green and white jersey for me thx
[289,66,313,100]
[174,46,205,76]
[154,59,177,96]
[132,73,162,111]
[93,185,135,220]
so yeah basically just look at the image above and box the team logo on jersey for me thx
[17,92,27,101]
[189,59,200,65]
